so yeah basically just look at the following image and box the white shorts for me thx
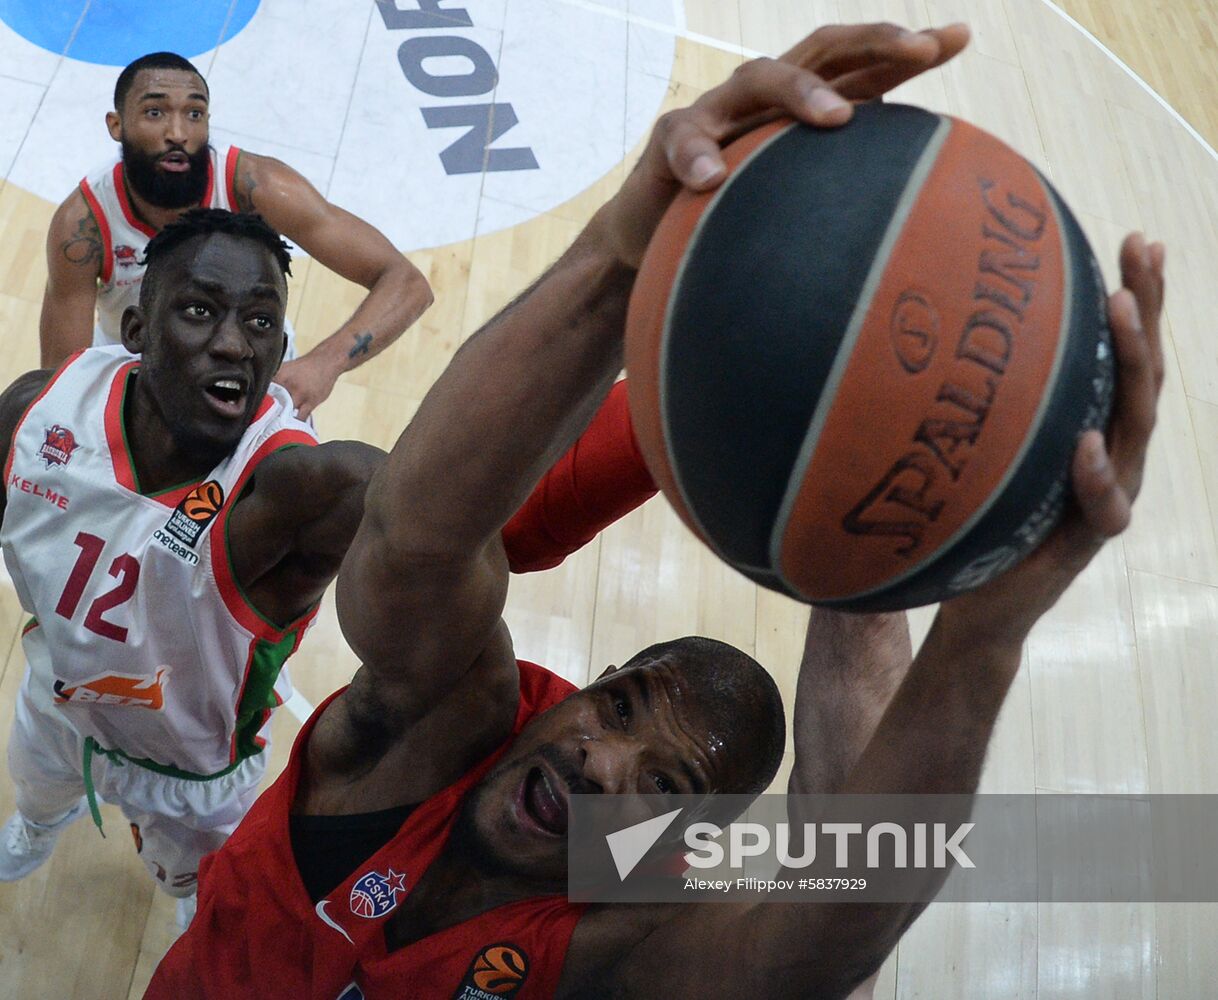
[6,669,267,897]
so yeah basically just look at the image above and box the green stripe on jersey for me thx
[233,630,299,761]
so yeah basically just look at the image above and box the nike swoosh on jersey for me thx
[315,899,354,944]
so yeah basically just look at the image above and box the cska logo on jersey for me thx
[53,667,169,709]
[39,425,78,468]
[115,245,139,268]
[349,868,407,918]
[452,944,530,999]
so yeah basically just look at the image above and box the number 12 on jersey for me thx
[55,531,141,642]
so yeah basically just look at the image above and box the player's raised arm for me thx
[40,191,104,367]
[598,233,1165,1000]
[312,20,974,778]
[237,153,434,419]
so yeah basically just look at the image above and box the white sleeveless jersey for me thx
[1,346,319,777]
[79,146,297,360]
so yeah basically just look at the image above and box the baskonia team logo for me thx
[40,424,78,468]
[453,944,530,999]
[349,868,407,918]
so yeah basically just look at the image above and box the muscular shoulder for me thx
[47,188,104,274]
[232,150,312,219]
[240,438,383,507]
[225,439,385,624]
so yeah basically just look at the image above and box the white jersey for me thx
[79,146,297,359]
[1,346,318,777]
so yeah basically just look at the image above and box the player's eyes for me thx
[183,303,211,318]
[614,696,630,728]
[654,774,675,795]
[249,315,276,332]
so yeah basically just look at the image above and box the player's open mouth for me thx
[203,377,248,418]
[159,151,191,173]
[520,765,568,837]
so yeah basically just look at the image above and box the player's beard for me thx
[121,137,211,209]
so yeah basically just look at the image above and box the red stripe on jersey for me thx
[208,428,318,641]
[4,352,86,486]
[112,164,158,239]
[225,147,242,209]
[253,393,274,422]
[103,361,142,492]
[200,150,215,208]
[78,180,114,283]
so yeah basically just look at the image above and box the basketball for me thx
[625,102,1115,611]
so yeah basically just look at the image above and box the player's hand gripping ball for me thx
[625,103,1113,610]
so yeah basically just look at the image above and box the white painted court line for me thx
[554,0,1218,168]
[550,0,761,59]
[1033,0,1217,166]
[284,688,316,724]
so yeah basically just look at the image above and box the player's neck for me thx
[123,373,226,495]
[122,172,198,233]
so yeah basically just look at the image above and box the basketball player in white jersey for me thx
[1,210,385,927]
[39,51,433,420]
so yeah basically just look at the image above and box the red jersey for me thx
[149,661,583,999]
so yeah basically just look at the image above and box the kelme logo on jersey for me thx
[40,424,78,468]
[452,944,530,999]
[349,868,407,918]
[115,244,139,268]
[53,667,169,709]
[162,480,225,548]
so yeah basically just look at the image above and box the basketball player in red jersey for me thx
[150,20,1167,1000]
[39,51,434,419]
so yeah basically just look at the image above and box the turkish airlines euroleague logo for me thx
[452,944,529,999]
[162,480,225,548]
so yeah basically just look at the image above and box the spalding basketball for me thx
[625,102,1113,611]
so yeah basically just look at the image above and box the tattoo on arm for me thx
[62,212,103,267]
[348,331,373,359]
[237,159,259,213]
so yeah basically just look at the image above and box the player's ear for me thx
[121,305,148,356]
[106,110,122,143]
[595,664,620,682]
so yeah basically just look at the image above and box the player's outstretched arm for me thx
[236,153,434,419]
[40,190,105,367]
[598,235,1165,1000]
[313,23,967,781]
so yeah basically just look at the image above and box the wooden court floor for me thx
[1,0,1217,996]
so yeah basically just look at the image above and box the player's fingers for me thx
[1070,429,1132,540]
[782,22,969,81]
[1104,285,1158,501]
[649,111,730,191]
[1118,234,1166,378]
[694,57,852,142]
